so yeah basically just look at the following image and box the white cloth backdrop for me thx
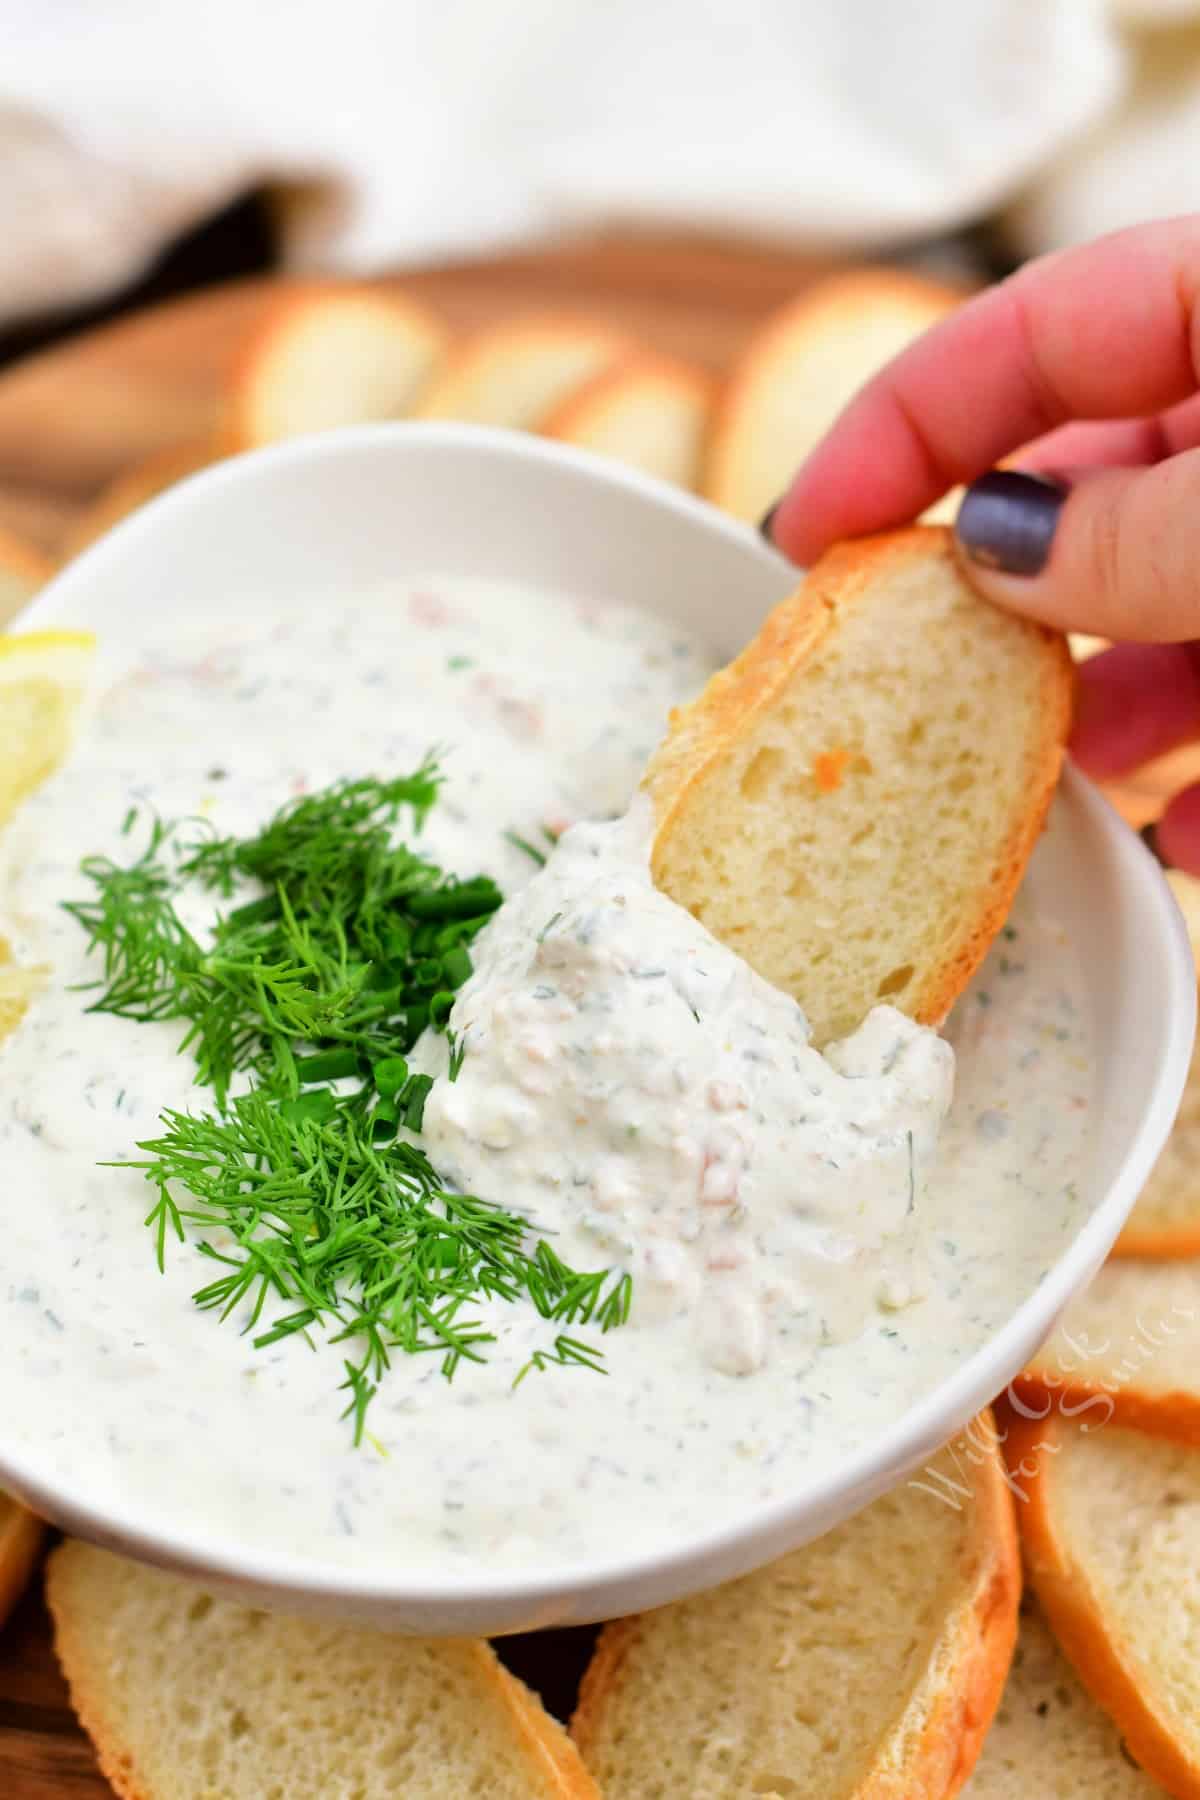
[0,0,1197,327]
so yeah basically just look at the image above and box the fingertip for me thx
[758,486,826,567]
[953,471,1066,578]
[1069,643,1200,780]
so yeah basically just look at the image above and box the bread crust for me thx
[540,350,712,441]
[0,1496,44,1632]
[228,281,449,450]
[412,315,632,420]
[702,268,967,513]
[1114,1220,1200,1258]
[1014,1370,1200,1446]
[645,527,1073,1033]
[572,1411,1019,1798]
[46,1541,599,1800]
[0,524,53,590]
[1001,1410,1200,1798]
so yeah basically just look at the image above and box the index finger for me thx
[770,218,1200,567]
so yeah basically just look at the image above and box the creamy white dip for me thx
[0,577,1093,1576]
[415,805,953,1377]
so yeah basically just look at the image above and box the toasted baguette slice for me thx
[645,527,1071,1046]
[1016,1257,1200,1442]
[963,1599,1163,1796]
[572,1414,1018,1799]
[0,1491,43,1631]
[61,439,221,562]
[1112,869,1200,1256]
[47,1541,597,1800]
[0,524,51,627]
[703,269,964,523]
[231,284,448,448]
[540,353,712,488]
[1002,1411,1200,1798]
[414,317,631,430]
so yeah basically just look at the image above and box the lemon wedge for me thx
[0,628,96,829]
[0,943,48,1044]
[0,1489,44,1630]
[0,631,95,1044]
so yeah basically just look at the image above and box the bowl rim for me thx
[3,421,1195,1617]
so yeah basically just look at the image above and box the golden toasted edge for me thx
[0,1497,44,1632]
[1113,1221,1200,1259]
[227,280,450,450]
[701,267,967,510]
[539,351,713,440]
[572,1411,1018,1795]
[412,315,634,418]
[0,524,54,590]
[644,527,1073,1030]
[46,1542,598,1800]
[1010,1361,1200,1446]
[1000,1409,1200,1797]
[60,438,224,563]
[495,1660,602,1799]
[45,1541,186,1800]
[864,1415,1020,1796]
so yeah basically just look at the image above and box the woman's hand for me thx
[763,217,1200,872]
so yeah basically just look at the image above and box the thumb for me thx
[953,456,1200,643]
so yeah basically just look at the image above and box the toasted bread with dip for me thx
[47,1541,598,1800]
[646,527,1072,1047]
[1003,1410,1200,1798]
[702,268,964,524]
[541,352,712,488]
[573,1417,1019,1799]
[231,284,448,448]
[413,316,632,430]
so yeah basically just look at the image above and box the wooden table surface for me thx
[0,230,1184,1796]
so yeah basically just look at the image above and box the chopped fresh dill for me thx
[504,829,548,867]
[504,823,563,867]
[67,762,631,1440]
[536,911,563,944]
[514,1333,609,1387]
[66,765,496,1107]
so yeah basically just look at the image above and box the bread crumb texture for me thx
[648,529,1070,1045]
[46,1541,595,1800]
[963,1600,1162,1796]
[1007,1415,1200,1797]
[572,1425,1017,1798]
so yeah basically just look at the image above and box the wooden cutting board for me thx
[0,230,1186,1797]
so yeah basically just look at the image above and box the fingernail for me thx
[955,471,1066,577]
[758,501,781,543]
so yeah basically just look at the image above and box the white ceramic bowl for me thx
[4,423,1195,1634]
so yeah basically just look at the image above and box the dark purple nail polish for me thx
[955,471,1066,577]
[758,501,780,543]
